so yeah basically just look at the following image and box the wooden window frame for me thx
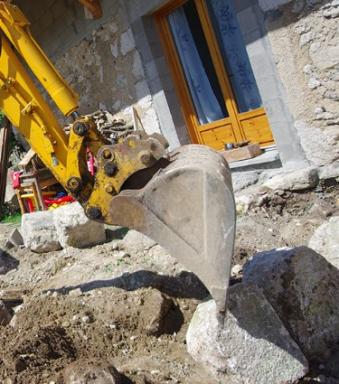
[154,0,274,148]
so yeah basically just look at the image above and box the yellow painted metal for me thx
[0,1,79,117]
[0,1,168,226]
[0,25,151,219]
[0,34,68,184]
[85,132,164,221]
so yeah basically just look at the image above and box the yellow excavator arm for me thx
[0,1,235,317]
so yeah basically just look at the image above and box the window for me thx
[155,0,274,150]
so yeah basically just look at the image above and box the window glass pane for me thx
[168,0,228,125]
[207,0,262,113]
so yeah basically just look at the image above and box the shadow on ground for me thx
[46,270,209,300]
[0,248,19,274]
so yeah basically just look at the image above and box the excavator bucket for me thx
[107,145,236,315]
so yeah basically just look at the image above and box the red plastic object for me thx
[44,195,75,207]
[11,171,21,189]
[26,198,34,213]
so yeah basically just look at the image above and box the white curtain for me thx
[168,7,226,125]
[208,0,262,113]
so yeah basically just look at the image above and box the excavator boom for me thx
[0,1,235,315]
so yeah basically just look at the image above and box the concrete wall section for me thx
[123,0,189,148]
[235,0,308,169]
[260,0,339,166]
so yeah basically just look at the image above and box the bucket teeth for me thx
[107,145,236,315]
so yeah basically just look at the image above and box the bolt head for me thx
[139,150,153,166]
[105,184,115,194]
[67,177,82,193]
[73,122,88,136]
[102,149,113,160]
[104,162,118,177]
[86,206,102,220]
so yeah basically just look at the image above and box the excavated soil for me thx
[234,183,339,267]
[0,290,211,383]
[0,184,338,383]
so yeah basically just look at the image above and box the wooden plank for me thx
[132,107,145,132]
[0,118,11,213]
[220,144,262,163]
[18,148,35,170]
[16,189,26,214]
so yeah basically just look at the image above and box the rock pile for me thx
[187,246,339,384]
[21,202,106,253]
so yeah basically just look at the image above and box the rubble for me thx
[232,171,259,192]
[231,264,242,277]
[186,284,308,384]
[0,301,11,326]
[140,290,177,336]
[0,167,337,382]
[309,216,339,268]
[243,246,339,362]
[0,249,18,275]
[21,210,62,253]
[263,167,319,191]
[21,203,106,252]
[63,361,130,384]
[53,202,106,249]
[68,288,83,297]
[308,199,335,219]
[5,228,23,249]
[235,185,268,214]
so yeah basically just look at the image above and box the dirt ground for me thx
[0,183,338,384]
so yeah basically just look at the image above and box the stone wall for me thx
[15,0,162,137]
[261,0,339,166]
[54,17,162,136]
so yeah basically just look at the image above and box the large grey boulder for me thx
[263,167,318,191]
[243,246,339,362]
[53,202,106,248]
[186,284,308,384]
[309,217,339,268]
[21,211,62,253]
